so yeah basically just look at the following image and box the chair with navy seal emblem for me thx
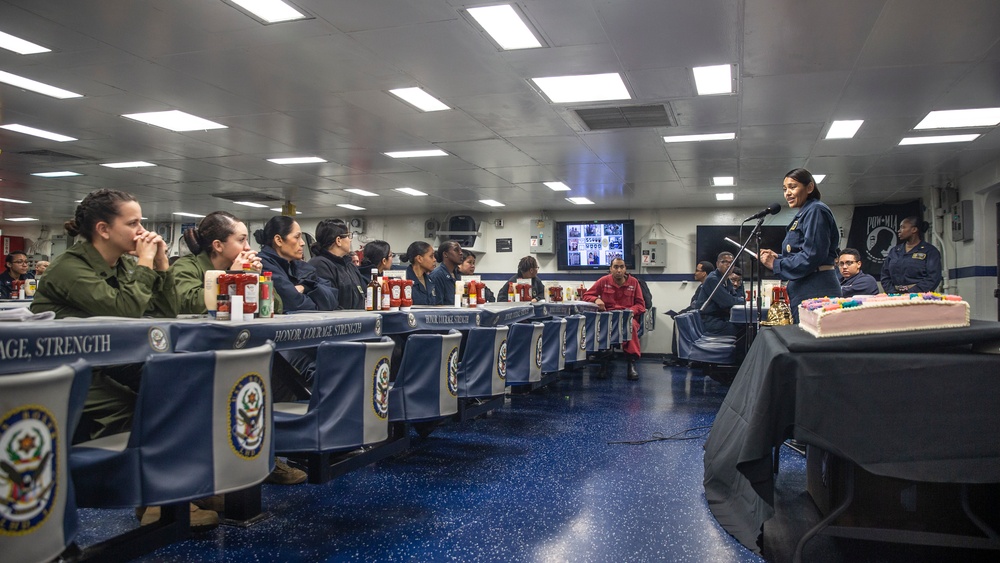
[540,317,567,374]
[0,360,90,563]
[274,337,400,483]
[70,343,275,561]
[389,331,463,431]
[505,321,545,389]
[562,315,588,367]
[455,326,508,420]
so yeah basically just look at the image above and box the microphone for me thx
[742,202,781,222]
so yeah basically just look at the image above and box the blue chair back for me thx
[541,318,566,373]
[275,337,395,453]
[562,315,588,364]
[505,322,544,385]
[390,331,462,422]
[0,361,90,563]
[458,326,508,398]
[72,344,275,508]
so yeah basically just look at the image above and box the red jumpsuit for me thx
[582,274,646,356]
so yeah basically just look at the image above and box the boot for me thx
[627,358,639,381]
[594,357,609,379]
[136,503,219,532]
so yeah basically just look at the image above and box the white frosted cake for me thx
[798,293,970,338]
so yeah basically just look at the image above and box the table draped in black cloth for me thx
[703,320,1000,553]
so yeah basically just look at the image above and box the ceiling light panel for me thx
[662,132,735,143]
[101,161,156,168]
[345,188,378,197]
[0,197,31,204]
[693,64,733,95]
[394,187,427,196]
[566,197,594,205]
[31,171,81,177]
[338,203,366,211]
[384,149,448,158]
[122,110,227,132]
[812,175,826,183]
[267,156,326,164]
[531,73,630,103]
[0,30,51,54]
[479,199,505,207]
[712,177,734,186]
[1,123,77,142]
[0,70,82,99]
[5,217,37,222]
[234,201,269,208]
[898,134,980,145]
[389,87,450,112]
[173,212,206,218]
[228,0,307,23]
[466,4,542,50]
[825,120,864,139]
[913,108,1000,129]
[715,193,735,201]
[544,182,571,191]
[269,207,302,214]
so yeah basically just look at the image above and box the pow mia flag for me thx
[845,200,922,279]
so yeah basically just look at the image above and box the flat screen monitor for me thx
[556,219,635,271]
[695,225,787,280]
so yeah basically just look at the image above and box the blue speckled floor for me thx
[76,360,763,562]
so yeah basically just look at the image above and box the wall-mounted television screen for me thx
[695,225,788,280]
[556,219,635,271]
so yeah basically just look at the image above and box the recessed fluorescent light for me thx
[566,197,594,205]
[0,197,31,204]
[394,187,427,196]
[1,123,77,142]
[122,110,227,132]
[693,64,733,95]
[715,193,734,201]
[825,120,864,139]
[5,217,37,222]
[384,149,448,158]
[914,107,1000,129]
[663,132,735,143]
[479,199,505,207]
[389,87,450,112]
[531,73,630,104]
[100,161,156,169]
[544,181,571,192]
[267,156,326,164]
[229,0,307,23]
[344,188,378,197]
[0,70,82,99]
[813,174,826,183]
[269,207,302,214]
[0,30,51,55]
[173,212,206,218]
[899,134,980,145]
[31,171,81,178]
[338,203,366,211]
[467,4,542,50]
[712,176,734,186]
[233,201,269,208]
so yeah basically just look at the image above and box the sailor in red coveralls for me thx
[581,257,646,381]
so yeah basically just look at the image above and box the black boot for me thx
[595,358,609,379]
[627,358,639,381]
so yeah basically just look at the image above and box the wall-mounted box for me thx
[640,238,666,267]
[529,218,554,254]
[951,200,973,242]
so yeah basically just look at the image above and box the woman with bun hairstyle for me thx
[359,240,393,275]
[254,216,337,311]
[32,189,174,319]
[758,168,842,322]
[880,216,942,293]
[167,211,279,314]
[403,240,440,305]
[308,218,366,310]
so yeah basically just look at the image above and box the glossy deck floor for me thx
[77,360,762,562]
[74,360,995,562]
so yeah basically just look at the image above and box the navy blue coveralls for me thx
[880,241,942,293]
[771,197,842,322]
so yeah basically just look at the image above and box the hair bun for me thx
[253,229,265,245]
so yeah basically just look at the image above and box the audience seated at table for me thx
[0,250,34,299]
[497,256,545,302]
[359,240,393,276]
[308,218,366,310]
[403,241,440,305]
[254,215,337,312]
[427,240,463,307]
[699,252,744,337]
[837,248,879,298]
[167,211,273,314]
[457,249,495,302]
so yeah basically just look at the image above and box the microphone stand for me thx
[699,216,767,348]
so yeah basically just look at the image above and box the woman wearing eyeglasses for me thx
[308,218,366,310]
[1,251,33,299]
[360,240,393,275]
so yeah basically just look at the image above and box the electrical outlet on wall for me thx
[494,218,504,228]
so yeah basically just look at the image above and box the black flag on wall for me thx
[845,200,922,279]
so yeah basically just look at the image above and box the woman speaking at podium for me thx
[759,168,842,322]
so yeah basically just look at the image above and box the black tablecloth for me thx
[702,321,1000,553]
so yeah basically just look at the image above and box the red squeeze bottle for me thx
[390,278,402,310]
